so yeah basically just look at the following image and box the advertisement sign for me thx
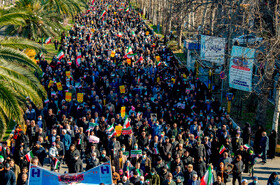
[29,162,112,185]
[229,46,255,92]
[200,35,226,65]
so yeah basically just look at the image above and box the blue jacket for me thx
[61,133,71,150]
[260,136,269,151]
[0,169,16,185]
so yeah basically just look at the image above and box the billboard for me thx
[29,162,112,185]
[229,46,255,92]
[200,35,226,65]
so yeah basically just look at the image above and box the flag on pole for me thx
[54,158,60,170]
[243,144,250,149]
[44,99,49,104]
[108,129,116,138]
[100,10,106,18]
[137,75,140,84]
[200,166,214,185]
[91,0,95,5]
[106,124,114,133]
[154,148,159,155]
[124,53,137,59]
[118,7,124,11]
[78,138,82,145]
[132,31,135,37]
[25,151,34,162]
[136,56,143,64]
[136,169,141,176]
[125,7,129,12]
[126,46,133,54]
[191,105,196,109]
[45,37,51,44]
[76,52,82,66]
[117,32,123,38]
[157,61,162,66]
[219,145,226,155]
[57,50,64,60]
[123,116,130,128]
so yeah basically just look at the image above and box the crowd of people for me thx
[0,0,279,185]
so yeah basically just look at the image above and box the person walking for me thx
[260,131,269,163]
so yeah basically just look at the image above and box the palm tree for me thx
[0,36,47,139]
[45,0,85,19]
[4,0,64,40]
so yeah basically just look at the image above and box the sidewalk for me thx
[241,156,280,184]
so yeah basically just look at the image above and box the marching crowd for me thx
[0,0,279,185]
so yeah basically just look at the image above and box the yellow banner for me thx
[146,31,149,35]
[121,106,126,118]
[119,85,125,94]
[56,82,62,91]
[127,58,131,65]
[48,80,54,88]
[114,12,117,15]
[156,56,160,62]
[65,92,72,102]
[171,78,176,84]
[111,50,115,57]
[115,126,123,137]
[77,93,83,103]
[66,71,71,78]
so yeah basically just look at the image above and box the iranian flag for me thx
[91,0,95,5]
[136,56,143,64]
[160,132,164,138]
[118,7,124,11]
[106,124,114,133]
[78,138,82,145]
[126,46,133,54]
[123,116,130,128]
[57,50,64,60]
[124,53,137,59]
[76,52,82,66]
[117,32,123,38]
[191,105,196,109]
[100,10,106,18]
[125,7,129,12]
[137,75,140,84]
[54,158,60,169]
[25,151,34,162]
[219,145,226,155]
[45,37,51,44]
[200,166,214,185]
[154,148,159,155]
[108,129,116,138]
[157,61,162,66]
[44,99,49,104]
[132,31,135,37]
[244,144,250,149]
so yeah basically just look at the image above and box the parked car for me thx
[232,34,263,45]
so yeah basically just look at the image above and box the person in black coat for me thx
[268,130,277,159]
[67,144,83,173]
[253,125,264,154]
[243,123,251,144]
[196,157,206,179]
[183,164,197,184]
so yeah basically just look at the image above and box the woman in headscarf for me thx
[268,130,277,159]
[253,125,264,154]
[267,172,279,185]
